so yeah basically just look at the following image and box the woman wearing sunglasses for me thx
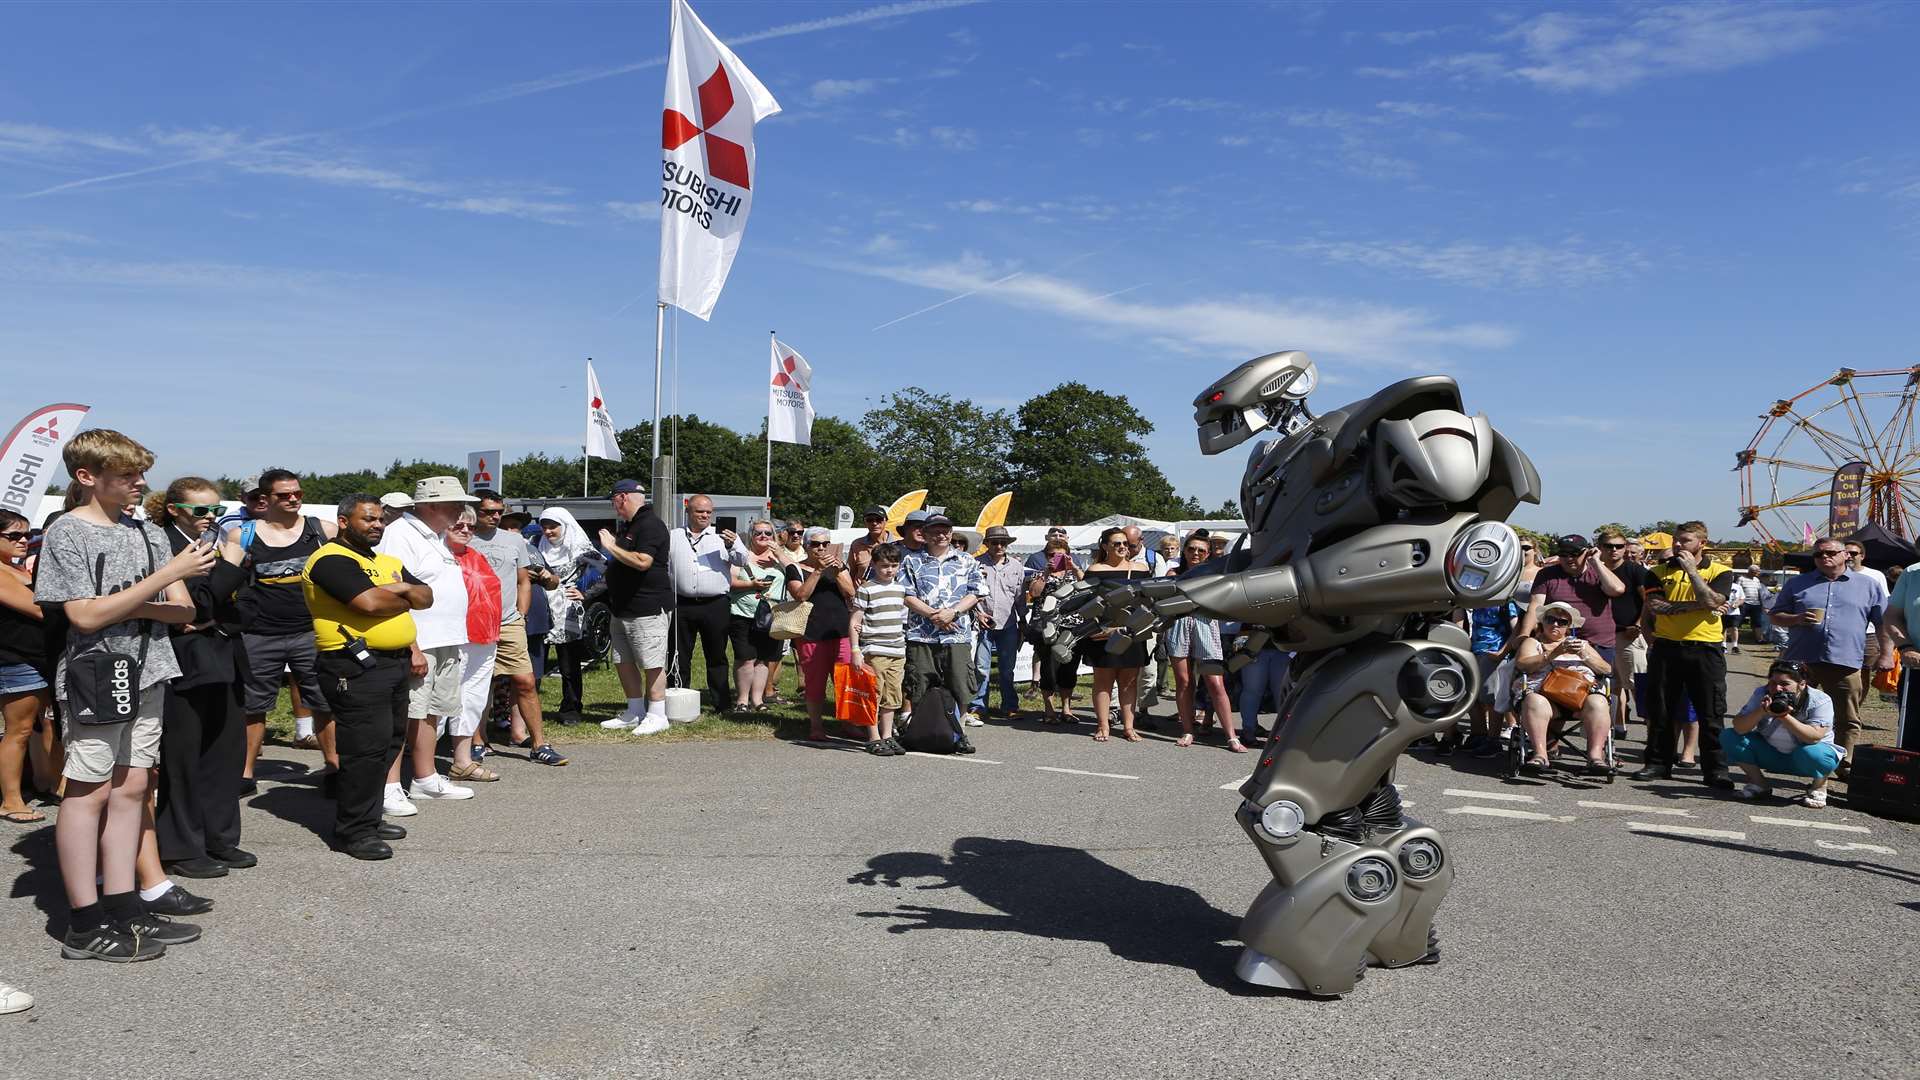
[0,508,52,825]
[1513,600,1613,775]
[1164,534,1247,753]
[728,519,789,712]
[784,527,855,741]
[1081,527,1151,742]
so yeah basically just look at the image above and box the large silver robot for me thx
[1035,351,1539,997]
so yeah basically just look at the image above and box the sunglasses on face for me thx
[478,507,504,515]
[1543,616,1571,627]
[171,502,223,517]
[1603,543,1627,550]
[447,522,474,532]
[751,530,775,537]
[1816,549,1845,558]
[0,530,27,542]
[807,540,830,547]
[270,491,303,501]
[1520,545,1533,551]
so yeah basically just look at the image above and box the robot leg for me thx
[1234,838,1406,997]
[1367,822,1452,968]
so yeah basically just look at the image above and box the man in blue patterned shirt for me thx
[900,514,986,715]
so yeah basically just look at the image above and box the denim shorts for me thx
[0,662,49,696]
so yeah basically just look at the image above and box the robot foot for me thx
[1368,925,1441,969]
[1235,948,1365,998]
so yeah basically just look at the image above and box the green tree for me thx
[499,452,584,498]
[1007,382,1181,523]
[615,416,759,497]
[766,416,888,524]
[860,388,1011,523]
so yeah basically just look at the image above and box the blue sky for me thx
[4,1,1918,536]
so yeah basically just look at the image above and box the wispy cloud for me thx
[846,252,1513,363]
[1291,236,1648,289]
[0,229,339,292]
[809,78,887,103]
[1055,42,1092,60]
[943,196,1117,224]
[606,200,660,222]
[1360,3,1845,93]
[0,121,147,159]
[20,0,982,199]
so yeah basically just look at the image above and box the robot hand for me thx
[1032,575,1200,663]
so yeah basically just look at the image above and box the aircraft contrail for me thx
[20,0,981,199]
[870,270,1025,331]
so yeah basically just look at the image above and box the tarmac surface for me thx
[6,657,1918,1080]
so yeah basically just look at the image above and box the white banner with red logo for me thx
[1,402,89,520]
[657,0,781,321]
[466,450,502,494]
[768,338,814,446]
[585,361,623,461]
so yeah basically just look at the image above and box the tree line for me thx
[169,383,1243,526]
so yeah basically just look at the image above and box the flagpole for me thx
[652,302,666,465]
[582,445,589,499]
[765,330,775,513]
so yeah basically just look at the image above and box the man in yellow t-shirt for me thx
[1632,520,1737,788]
[301,495,432,861]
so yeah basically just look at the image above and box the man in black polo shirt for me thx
[594,479,674,735]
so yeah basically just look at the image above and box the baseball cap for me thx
[922,513,954,528]
[239,474,263,498]
[378,492,414,510]
[606,479,645,497]
[1642,531,1673,549]
[864,505,888,519]
[1555,533,1587,554]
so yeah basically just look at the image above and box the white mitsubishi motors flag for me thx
[657,0,782,321]
[585,361,622,460]
[1,402,89,519]
[768,338,814,446]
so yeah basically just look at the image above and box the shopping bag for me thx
[834,662,879,726]
[1873,666,1899,694]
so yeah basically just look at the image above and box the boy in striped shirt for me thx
[850,546,908,755]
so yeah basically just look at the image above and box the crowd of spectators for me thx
[2,429,1911,1009]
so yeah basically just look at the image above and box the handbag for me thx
[1538,666,1596,712]
[834,662,879,726]
[66,536,157,726]
[769,599,813,640]
[752,598,774,634]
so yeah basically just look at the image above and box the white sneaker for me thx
[632,714,670,736]
[600,714,639,730]
[1801,788,1829,809]
[1736,782,1771,801]
[408,774,475,801]
[962,712,986,727]
[0,980,32,1015]
[383,788,419,817]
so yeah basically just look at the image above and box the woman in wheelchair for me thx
[1512,601,1614,776]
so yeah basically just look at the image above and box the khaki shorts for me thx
[408,644,465,720]
[62,686,165,783]
[611,612,670,670]
[868,654,905,711]
[494,620,533,677]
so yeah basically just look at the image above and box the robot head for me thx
[1194,351,1318,456]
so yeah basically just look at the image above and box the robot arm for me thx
[1037,516,1521,658]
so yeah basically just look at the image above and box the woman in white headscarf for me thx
[532,508,602,724]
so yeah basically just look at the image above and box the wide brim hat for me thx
[1539,600,1585,628]
[413,476,479,504]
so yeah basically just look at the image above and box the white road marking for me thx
[1220,781,1241,790]
[903,752,1003,765]
[1814,839,1898,856]
[1628,822,1746,841]
[1035,766,1140,781]
[1749,814,1871,834]
[1577,800,1694,817]
[1443,787,1539,804]
[1443,805,1571,823]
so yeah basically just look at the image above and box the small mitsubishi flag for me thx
[586,360,622,461]
[768,338,814,446]
[657,0,781,320]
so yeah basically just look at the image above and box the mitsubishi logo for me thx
[31,417,60,440]
[590,396,603,409]
[663,63,751,189]
[771,353,800,388]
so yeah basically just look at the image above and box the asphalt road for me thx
[6,664,1917,1079]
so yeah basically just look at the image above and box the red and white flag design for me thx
[657,0,781,321]
[768,338,814,446]
[586,361,622,461]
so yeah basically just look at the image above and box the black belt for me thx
[324,646,412,658]
[677,594,727,603]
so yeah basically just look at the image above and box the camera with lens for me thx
[1765,690,1795,715]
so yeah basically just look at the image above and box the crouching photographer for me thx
[1723,660,1842,807]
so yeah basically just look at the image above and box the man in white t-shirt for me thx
[377,476,474,811]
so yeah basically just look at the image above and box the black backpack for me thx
[896,685,973,755]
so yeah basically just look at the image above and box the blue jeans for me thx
[1719,728,1842,778]
[970,624,1023,715]
[1236,650,1290,740]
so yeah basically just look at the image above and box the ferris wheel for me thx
[1736,366,1920,548]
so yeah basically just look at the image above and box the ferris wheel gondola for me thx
[1736,365,1920,549]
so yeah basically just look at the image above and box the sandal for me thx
[1,809,45,825]
[448,763,501,783]
[1227,740,1249,754]
[1521,755,1550,775]
[1092,731,1110,742]
[1175,734,1194,748]
[1122,730,1143,742]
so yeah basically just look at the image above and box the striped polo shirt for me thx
[853,580,908,658]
